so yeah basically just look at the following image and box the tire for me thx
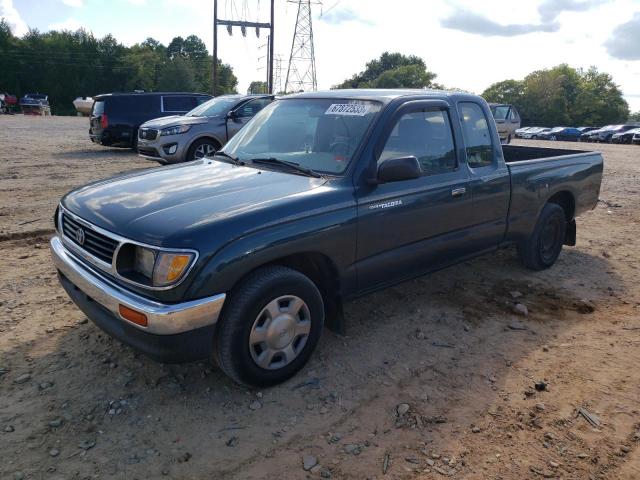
[186,138,219,161]
[550,135,557,141]
[214,265,324,387]
[518,203,567,271]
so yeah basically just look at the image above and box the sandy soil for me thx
[0,115,639,480]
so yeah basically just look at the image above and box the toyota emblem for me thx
[75,228,85,245]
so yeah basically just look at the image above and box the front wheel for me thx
[187,138,219,161]
[518,203,566,271]
[214,266,324,387]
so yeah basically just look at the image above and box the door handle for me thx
[451,187,466,198]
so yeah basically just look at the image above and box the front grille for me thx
[138,147,160,158]
[62,213,118,264]
[138,128,158,140]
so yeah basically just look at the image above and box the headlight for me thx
[160,125,191,136]
[116,244,196,288]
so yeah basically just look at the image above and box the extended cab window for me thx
[379,110,456,175]
[458,102,493,168]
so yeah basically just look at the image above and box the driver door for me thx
[355,102,473,292]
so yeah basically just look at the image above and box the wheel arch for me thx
[224,252,345,335]
[186,134,223,156]
[546,190,575,222]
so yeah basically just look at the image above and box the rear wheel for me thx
[214,266,324,387]
[187,138,219,161]
[518,203,566,271]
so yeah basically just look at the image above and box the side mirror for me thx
[377,156,421,183]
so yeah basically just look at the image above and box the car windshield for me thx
[490,105,510,120]
[550,127,564,132]
[220,98,382,175]
[186,96,241,117]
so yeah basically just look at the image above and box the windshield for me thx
[186,96,241,117]
[220,98,382,175]
[490,105,510,120]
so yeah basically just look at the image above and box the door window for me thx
[235,97,273,118]
[457,102,494,168]
[379,109,456,175]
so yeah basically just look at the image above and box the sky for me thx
[2,0,640,111]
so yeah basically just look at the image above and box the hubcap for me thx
[249,295,311,370]
[193,143,216,159]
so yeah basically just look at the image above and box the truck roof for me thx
[286,88,483,105]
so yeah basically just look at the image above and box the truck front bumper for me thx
[50,236,225,363]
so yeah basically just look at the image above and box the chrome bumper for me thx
[50,236,225,335]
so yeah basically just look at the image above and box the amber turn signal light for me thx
[118,304,148,327]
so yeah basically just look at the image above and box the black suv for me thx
[89,92,212,148]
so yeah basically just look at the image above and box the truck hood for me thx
[141,115,209,128]
[62,160,327,247]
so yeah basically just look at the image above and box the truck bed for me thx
[502,144,603,246]
[502,144,591,163]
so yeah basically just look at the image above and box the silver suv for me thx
[137,94,274,164]
[489,103,521,144]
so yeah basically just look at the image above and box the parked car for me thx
[19,93,50,115]
[633,131,640,145]
[611,127,640,144]
[0,92,17,113]
[521,127,551,139]
[489,103,520,143]
[580,128,602,142]
[515,126,537,138]
[51,89,603,387]
[592,124,638,143]
[577,127,599,134]
[537,127,583,141]
[89,92,212,148]
[137,94,275,164]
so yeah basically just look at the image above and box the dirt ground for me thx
[1,115,639,480]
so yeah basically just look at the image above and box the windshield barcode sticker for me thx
[325,104,369,116]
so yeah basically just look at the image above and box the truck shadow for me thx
[0,247,623,478]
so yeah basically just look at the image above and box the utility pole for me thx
[213,0,276,95]
[285,0,319,93]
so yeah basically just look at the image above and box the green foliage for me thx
[629,111,640,122]
[157,56,195,91]
[247,81,268,94]
[0,26,237,115]
[482,64,629,126]
[333,52,439,89]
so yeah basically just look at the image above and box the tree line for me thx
[1,22,636,125]
[0,20,237,115]
[333,52,634,127]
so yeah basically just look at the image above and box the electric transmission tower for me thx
[284,0,319,93]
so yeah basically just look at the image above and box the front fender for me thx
[186,205,358,299]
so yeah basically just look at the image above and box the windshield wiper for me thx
[249,157,323,178]
[213,151,244,165]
